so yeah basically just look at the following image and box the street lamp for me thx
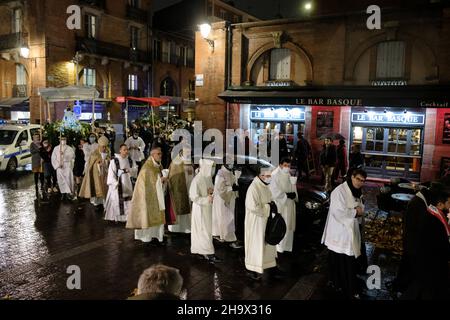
[199,23,214,51]
[304,2,312,10]
[20,46,29,58]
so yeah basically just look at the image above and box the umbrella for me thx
[319,132,346,140]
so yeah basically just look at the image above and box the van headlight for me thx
[305,201,321,210]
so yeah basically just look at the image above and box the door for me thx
[15,129,29,166]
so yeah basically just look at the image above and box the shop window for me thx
[316,111,334,138]
[270,49,291,80]
[443,113,450,144]
[83,68,96,87]
[85,14,97,39]
[376,41,405,79]
[12,8,22,33]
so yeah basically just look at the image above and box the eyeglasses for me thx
[354,177,366,183]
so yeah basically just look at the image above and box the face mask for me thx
[101,152,107,160]
[224,164,234,171]
[60,140,66,146]
[43,143,49,148]
[89,137,96,144]
[282,167,290,174]
[133,135,138,139]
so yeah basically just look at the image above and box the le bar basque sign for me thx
[251,107,306,121]
[296,98,363,106]
[352,112,425,125]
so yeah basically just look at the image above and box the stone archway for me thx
[159,76,178,97]
[245,41,313,84]
[344,31,438,81]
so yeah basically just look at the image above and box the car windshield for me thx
[0,130,18,145]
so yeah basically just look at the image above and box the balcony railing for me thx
[13,85,27,98]
[0,33,25,51]
[76,37,150,63]
[126,5,148,24]
[79,0,106,9]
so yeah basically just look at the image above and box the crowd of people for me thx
[28,124,448,300]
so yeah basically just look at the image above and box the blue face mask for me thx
[89,137,96,144]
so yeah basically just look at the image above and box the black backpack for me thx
[265,211,287,246]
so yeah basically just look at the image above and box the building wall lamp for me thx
[199,23,214,52]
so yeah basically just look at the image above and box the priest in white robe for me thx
[167,148,195,233]
[270,158,298,253]
[244,167,278,280]
[190,159,221,263]
[126,145,167,244]
[104,144,138,222]
[321,168,367,299]
[51,136,75,200]
[125,131,146,170]
[212,163,241,248]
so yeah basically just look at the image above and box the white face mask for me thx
[261,177,271,184]
[101,152,107,160]
[281,167,290,175]
[60,140,66,146]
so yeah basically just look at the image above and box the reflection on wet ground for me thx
[0,172,399,300]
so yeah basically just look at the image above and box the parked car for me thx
[201,155,330,239]
[0,123,41,173]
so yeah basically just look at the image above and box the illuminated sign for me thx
[250,107,305,121]
[295,98,363,106]
[352,112,425,125]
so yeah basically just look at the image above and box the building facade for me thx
[195,3,450,182]
[151,0,260,122]
[0,0,152,131]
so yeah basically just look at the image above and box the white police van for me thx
[0,121,41,172]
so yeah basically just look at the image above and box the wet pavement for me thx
[0,171,400,300]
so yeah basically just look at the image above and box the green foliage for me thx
[42,121,92,147]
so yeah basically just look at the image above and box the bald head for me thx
[151,147,162,163]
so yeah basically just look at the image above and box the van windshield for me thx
[0,130,18,145]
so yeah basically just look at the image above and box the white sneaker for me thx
[52,187,58,193]
[47,188,52,193]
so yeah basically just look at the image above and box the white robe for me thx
[270,167,298,253]
[134,157,166,242]
[168,156,194,233]
[104,154,137,222]
[190,160,215,255]
[321,182,364,257]
[51,144,75,194]
[212,167,238,242]
[125,137,145,162]
[245,177,276,274]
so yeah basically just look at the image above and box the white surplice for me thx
[104,154,138,222]
[51,144,75,194]
[244,177,276,274]
[82,142,98,171]
[270,167,298,253]
[125,136,145,162]
[190,159,215,255]
[212,166,238,242]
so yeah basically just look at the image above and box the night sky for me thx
[152,0,303,20]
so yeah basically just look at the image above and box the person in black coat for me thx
[278,132,288,161]
[319,138,337,192]
[73,138,86,196]
[294,132,311,181]
[401,188,450,299]
[139,120,153,159]
[348,144,365,177]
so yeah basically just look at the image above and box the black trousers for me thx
[328,250,359,298]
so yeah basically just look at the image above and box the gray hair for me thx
[137,264,183,296]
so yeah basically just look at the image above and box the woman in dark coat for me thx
[73,138,86,196]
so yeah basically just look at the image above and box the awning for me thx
[115,96,169,106]
[218,85,450,108]
[38,86,99,102]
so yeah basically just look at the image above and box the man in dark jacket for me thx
[348,144,365,177]
[294,132,311,181]
[401,188,450,299]
[319,138,337,192]
[139,120,153,159]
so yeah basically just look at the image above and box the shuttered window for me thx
[376,41,405,79]
[270,48,291,80]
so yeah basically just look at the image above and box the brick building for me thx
[195,2,450,182]
[0,0,152,132]
[151,0,260,122]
